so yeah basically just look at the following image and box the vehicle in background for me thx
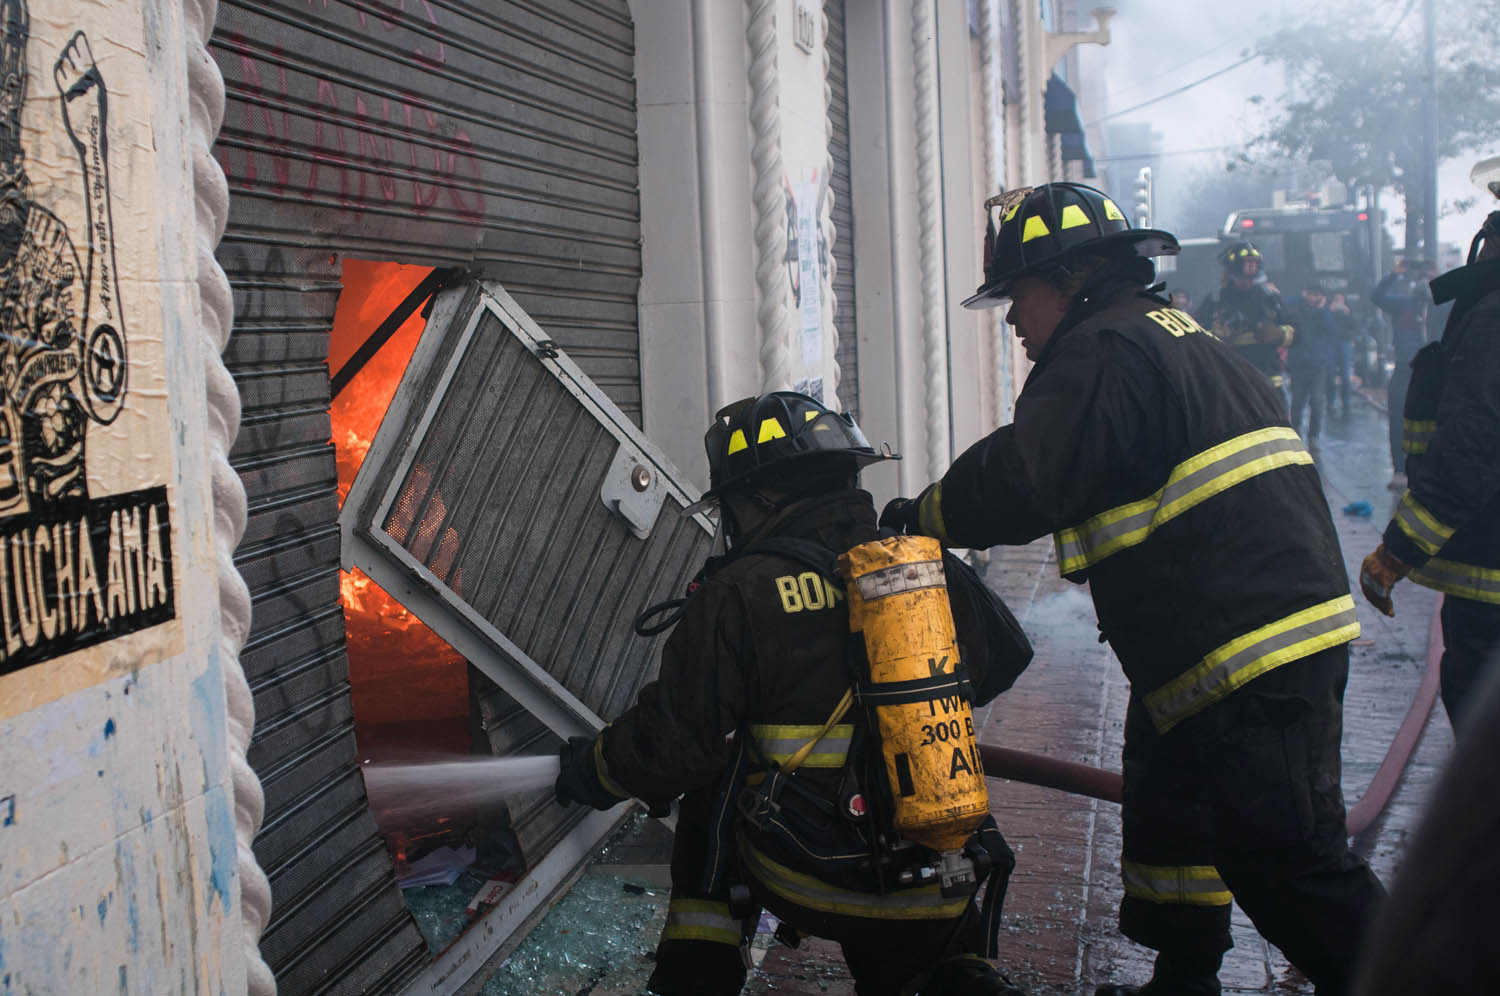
[1161,205,1387,386]
[1221,205,1382,307]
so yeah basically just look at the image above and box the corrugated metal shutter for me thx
[340,281,712,975]
[826,0,860,419]
[209,2,643,993]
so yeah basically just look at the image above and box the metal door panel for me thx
[341,280,713,983]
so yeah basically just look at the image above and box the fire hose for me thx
[978,597,1444,835]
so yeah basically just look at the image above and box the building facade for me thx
[0,1,1111,992]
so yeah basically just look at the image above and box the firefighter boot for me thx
[1094,949,1223,996]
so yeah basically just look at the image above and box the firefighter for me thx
[883,183,1384,996]
[552,392,1034,996]
[1195,240,1296,408]
[1359,206,1500,731]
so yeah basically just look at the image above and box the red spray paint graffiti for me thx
[215,0,483,222]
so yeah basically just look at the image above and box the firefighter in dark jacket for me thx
[1195,241,1296,407]
[1359,207,1500,730]
[884,183,1384,996]
[553,393,1034,996]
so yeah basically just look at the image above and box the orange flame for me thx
[330,259,468,753]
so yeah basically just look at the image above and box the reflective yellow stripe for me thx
[751,721,855,769]
[1393,491,1455,557]
[738,833,971,920]
[1121,861,1232,907]
[1059,203,1091,229]
[1102,198,1126,221]
[1021,214,1051,242]
[1268,374,1284,389]
[1053,427,1312,575]
[1408,558,1500,605]
[917,480,954,547]
[593,736,631,799]
[727,428,748,455]
[1402,419,1436,455]
[1144,595,1361,733]
[758,417,787,443]
[662,899,742,946]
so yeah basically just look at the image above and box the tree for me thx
[1250,0,1500,255]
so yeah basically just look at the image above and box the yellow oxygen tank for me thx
[839,535,989,853]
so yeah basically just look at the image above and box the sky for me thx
[1073,0,1498,257]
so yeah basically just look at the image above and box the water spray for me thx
[362,754,562,818]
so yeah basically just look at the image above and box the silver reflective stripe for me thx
[662,899,741,945]
[751,724,853,768]
[1145,595,1361,733]
[1055,427,1311,575]
[738,834,971,920]
[1409,558,1500,605]
[854,559,946,601]
[1121,861,1232,906]
[1392,491,1454,557]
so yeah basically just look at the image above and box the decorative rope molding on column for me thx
[820,6,841,407]
[911,0,948,480]
[1010,0,1033,185]
[746,0,793,392]
[182,1,275,993]
[979,0,1008,430]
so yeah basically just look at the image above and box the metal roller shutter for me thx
[209,2,645,993]
[826,0,860,419]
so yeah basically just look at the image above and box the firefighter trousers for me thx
[1437,594,1500,733]
[1117,644,1384,994]
[648,790,995,996]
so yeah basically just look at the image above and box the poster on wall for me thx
[778,0,836,401]
[0,0,181,718]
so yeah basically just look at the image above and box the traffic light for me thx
[1133,166,1154,227]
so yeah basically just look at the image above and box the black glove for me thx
[554,735,627,811]
[880,496,919,534]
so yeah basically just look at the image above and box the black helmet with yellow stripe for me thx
[700,392,895,501]
[963,182,1179,309]
[1219,239,1262,271]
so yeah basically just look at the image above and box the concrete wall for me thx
[0,0,255,991]
[633,0,1023,504]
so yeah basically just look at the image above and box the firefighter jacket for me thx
[1384,257,1500,605]
[592,490,1027,923]
[914,281,1359,735]
[1195,281,1295,385]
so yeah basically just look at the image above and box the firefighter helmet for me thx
[962,182,1179,309]
[699,392,894,501]
[1219,240,1262,272]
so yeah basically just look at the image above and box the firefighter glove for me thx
[1359,543,1410,617]
[880,496,919,534]
[554,735,626,810]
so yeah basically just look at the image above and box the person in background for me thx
[1359,209,1500,729]
[1325,292,1357,417]
[1288,285,1334,449]
[1372,258,1438,489]
[1195,241,1296,412]
[1169,289,1192,312]
[885,182,1383,996]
